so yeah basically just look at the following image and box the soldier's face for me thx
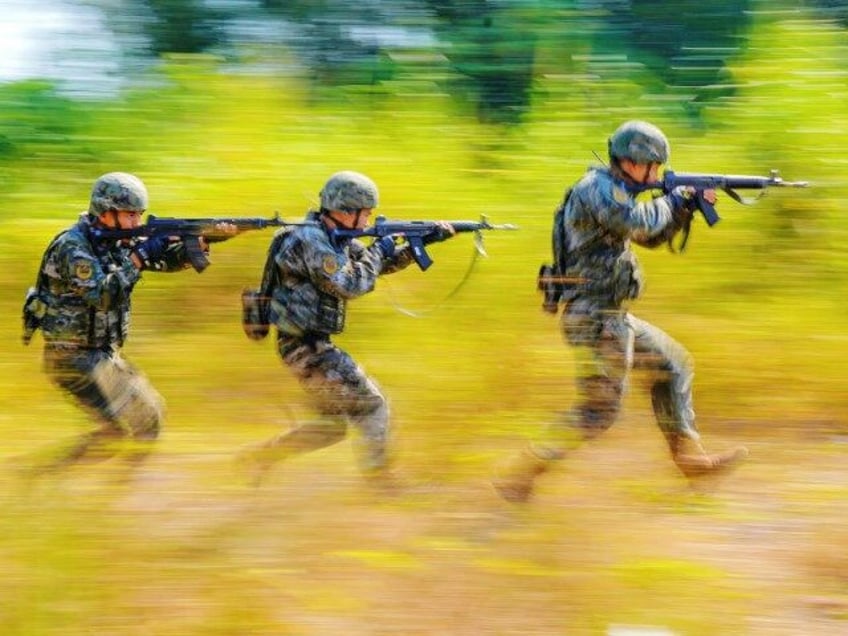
[98,209,141,229]
[100,210,142,230]
[354,208,373,229]
[327,208,373,229]
[621,160,660,184]
[114,210,142,229]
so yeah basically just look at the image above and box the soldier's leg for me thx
[301,339,389,473]
[537,308,632,452]
[494,306,632,502]
[240,337,387,480]
[89,352,165,469]
[629,315,747,478]
[38,348,163,471]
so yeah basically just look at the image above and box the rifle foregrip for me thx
[407,236,433,271]
[695,193,721,226]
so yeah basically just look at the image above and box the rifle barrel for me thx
[665,171,809,190]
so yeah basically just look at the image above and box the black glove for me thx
[422,225,453,245]
[133,235,170,269]
[668,187,697,223]
[373,235,396,259]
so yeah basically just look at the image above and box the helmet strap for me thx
[322,209,359,230]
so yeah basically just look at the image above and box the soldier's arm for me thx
[283,229,383,300]
[359,239,417,275]
[590,179,689,245]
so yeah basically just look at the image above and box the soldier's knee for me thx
[580,374,623,406]
[365,392,388,415]
[575,374,622,438]
[575,405,620,439]
[344,389,386,418]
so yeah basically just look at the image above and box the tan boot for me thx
[491,448,551,503]
[673,443,748,479]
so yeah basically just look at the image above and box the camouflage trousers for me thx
[44,345,165,436]
[275,334,390,471]
[537,298,698,457]
[39,345,165,469]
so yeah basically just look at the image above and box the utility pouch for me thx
[538,263,563,314]
[241,288,270,341]
[22,286,47,345]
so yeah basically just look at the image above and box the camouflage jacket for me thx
[31,213,189,348]
[553,166,690,307]
[268,211,415,336]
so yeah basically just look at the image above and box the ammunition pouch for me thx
[538,263,580,314]
[611,251,643,304]
[538,264,562,313]
[241,288,270,341]
[22,286,47,345]
[269,285,345,336]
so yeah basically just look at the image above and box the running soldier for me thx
[21,172,232,473]
[237,170,454,485]
[494,121,748,502]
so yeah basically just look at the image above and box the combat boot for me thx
[491,447,552,503]
[234,443,281,487]
[669,434,748,479]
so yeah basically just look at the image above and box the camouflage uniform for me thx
[264,212,416,471]
[494,122,746,502]
[240,172,420,479]
[23,173,192,470]
[546,165,697,447]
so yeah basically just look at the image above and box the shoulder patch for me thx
[612,185,630,205]
[322,254,339,275]
[73,260,93,281]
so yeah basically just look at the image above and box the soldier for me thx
[493,121,748,503]
[21,172,232,473]
[236,170,454,485]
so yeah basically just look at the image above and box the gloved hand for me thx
[422,224,454,245]
[668,186,697,222]
[373,235,396,259]
[133,234,170,269]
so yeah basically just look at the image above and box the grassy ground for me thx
[1,403,846,635]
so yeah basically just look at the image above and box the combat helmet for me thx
[319,171,379,213]
[88,172,149,216]
[608,121,670,165]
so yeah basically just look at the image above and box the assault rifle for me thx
[635,169,809,227]
[90,213,289,272]
[537,169,808,314]
[331,215,519,270]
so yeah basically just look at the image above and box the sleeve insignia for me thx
[322,254,339,275]
[73,260,93,281]
[612,185,630,205]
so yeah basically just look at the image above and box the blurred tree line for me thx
[1,0,845,161]
[109,0,759,122]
